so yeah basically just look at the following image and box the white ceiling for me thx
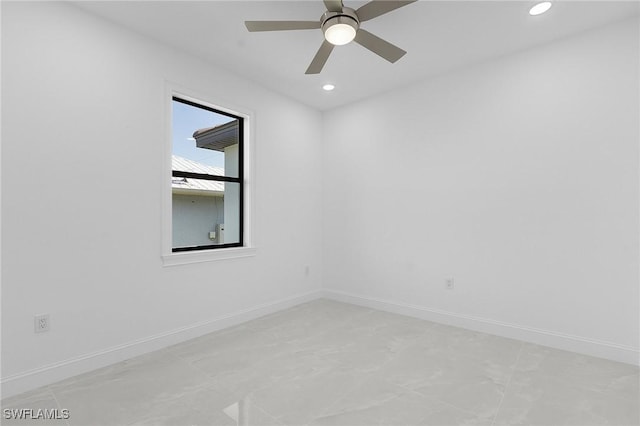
[74,1,638,111]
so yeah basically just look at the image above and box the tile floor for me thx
[2,299,638,426]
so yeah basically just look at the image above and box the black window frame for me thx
[171,96,244,252]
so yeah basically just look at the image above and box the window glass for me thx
[172,100,239,178]
[171,97,243,252]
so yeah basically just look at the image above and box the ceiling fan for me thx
[245,0,417,74]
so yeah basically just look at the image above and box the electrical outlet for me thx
[34,314,50,333]
[445,278,454,290]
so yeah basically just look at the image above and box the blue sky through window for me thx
[172,100,235,168]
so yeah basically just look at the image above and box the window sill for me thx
[162,246,256,267]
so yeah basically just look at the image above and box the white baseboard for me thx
[322,289,640,366]
[4,288,637,400]
[1,290,323,400]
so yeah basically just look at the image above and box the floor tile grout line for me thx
[159,350,229,392]
[319,309,444,416]
[313,386,405,424]
[46,385,71,426]
[498,349,640,403]
[166,347,264,398]
[246,308,391,424]
[311,325,436,421]
[394,356,506,423]
[490,341,525,426]
[387,325,522,421]
[252,403,285,426]
[406,387,488,420]
[406,388,499,424]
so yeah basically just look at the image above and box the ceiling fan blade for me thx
[305,40,335,74]
[354,29,406,63]
[355,0,417,22]
[323,0,343,12]
[245,21,320,32]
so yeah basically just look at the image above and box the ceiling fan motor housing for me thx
[321,7,360,45]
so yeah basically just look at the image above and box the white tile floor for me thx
[2,299,639,426]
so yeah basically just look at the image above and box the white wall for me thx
[322,19,639,363]
[1,1,323,396]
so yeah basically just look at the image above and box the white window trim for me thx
[161,82,256,266]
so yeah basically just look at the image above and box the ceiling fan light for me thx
[323,16,358,45]
[529,1,552,16]
[325,23,356,45]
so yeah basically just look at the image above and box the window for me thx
[171,97,244,252]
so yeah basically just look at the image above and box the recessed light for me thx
[322,84,335,91]
[529,1,552,16]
